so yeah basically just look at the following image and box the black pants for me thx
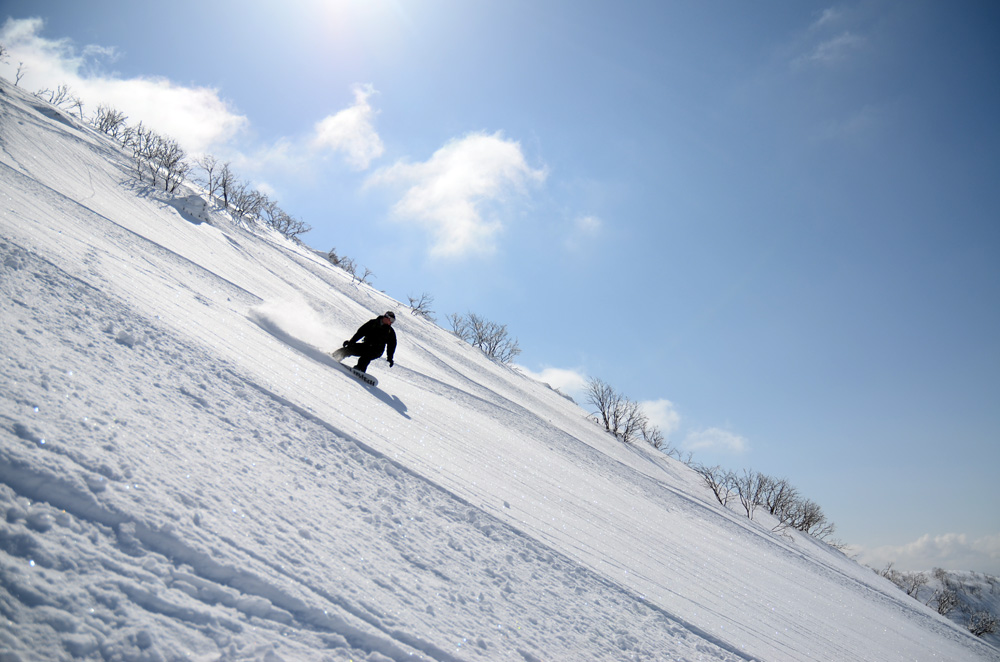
[342,343,383,372]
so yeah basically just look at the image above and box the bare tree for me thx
[694,465,736,507]
[117,122,136,149]
[586,377,618,435]
[877,562,899,582]
[35,84,83,115]
[930,588,961,615]
[449,312,521,364]
[641,420,664,449]
[614,397,646,445]
[229,180,266,224]
[734,469,768,520]
[587,377,663,448]
[128,124,162,185]
[339,257,357,281]
[0,45,21,86]
[875,563,927,598]
[133,124,159,156]
[358,266,375,285]
[762,476,841,543]
[70,96,84,118]
[195,154,221,202]
[633,408,686,457]
[91,104,129,139]
[35,84,84,117]
[261,202,311,240]
[761,477,799,522]
[408,293,435,320]
[260,196,280,227]
[447,312,467,338]
[584,376,649,444]
[217,162,235,211]
[35,85,66,105]
[969,611,998,637]
[780,498,836,540]
[283,217,311,240]
[900,572,928,598]
[156,138,188,193]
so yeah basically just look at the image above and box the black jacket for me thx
[350,317,397,360]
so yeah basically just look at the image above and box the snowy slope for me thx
[914,570,1000,650]
[1,78,996,661]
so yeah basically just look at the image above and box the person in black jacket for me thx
[333,311,397,372]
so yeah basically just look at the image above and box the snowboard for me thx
[330,351,378,386]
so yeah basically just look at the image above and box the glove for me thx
[342,341,350,348]
[387,358,394,368]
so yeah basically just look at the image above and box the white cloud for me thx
[312,83,384,170]
[795,31,865,67]
[565,215,603,252]
[574,215,602,234]
[81,43,120,63]
[368,131,547,257]
[849,533,1000,575]
[0,18,247,155]
[811,7,843,30]
[87,77,247,155]
[640,399,681,438]
[683,427,749,454]
[516,365,588,401]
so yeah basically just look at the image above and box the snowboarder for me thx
[332,311,397,373]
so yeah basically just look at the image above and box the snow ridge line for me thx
[516,518,762,662]
[404,356,755,539]
[235,376,761,662]
[0,159,263,308]
[247,311,765,661]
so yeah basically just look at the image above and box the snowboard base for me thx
[330,354,378,386]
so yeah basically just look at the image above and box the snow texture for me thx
[1,77,997,661]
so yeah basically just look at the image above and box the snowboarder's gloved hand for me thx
[342,341,350,348]
[387,358,394,367]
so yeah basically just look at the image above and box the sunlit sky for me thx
[3,0,998,574]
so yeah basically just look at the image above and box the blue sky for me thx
[3,0,998,574]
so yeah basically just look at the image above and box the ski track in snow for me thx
[0,240,742,660]
[1,78,997,661]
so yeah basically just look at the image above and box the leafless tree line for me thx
[1,42,27,85]
[877,562,927,598]
[325,248,374,286]
[127,122,189,193]
[448,312,521,365]
[693,465,839,543]
[583,377,687,459]
[928,563,1000,637]
[34,84,85,118]
[968,610,998,637]
[407,293,435,321]
[89,105,310,240]
[875,566,999,637]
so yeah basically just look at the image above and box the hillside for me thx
[1,77,996,661]
[909,568,1000,650]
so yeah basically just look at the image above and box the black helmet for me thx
[384,311,396,320]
